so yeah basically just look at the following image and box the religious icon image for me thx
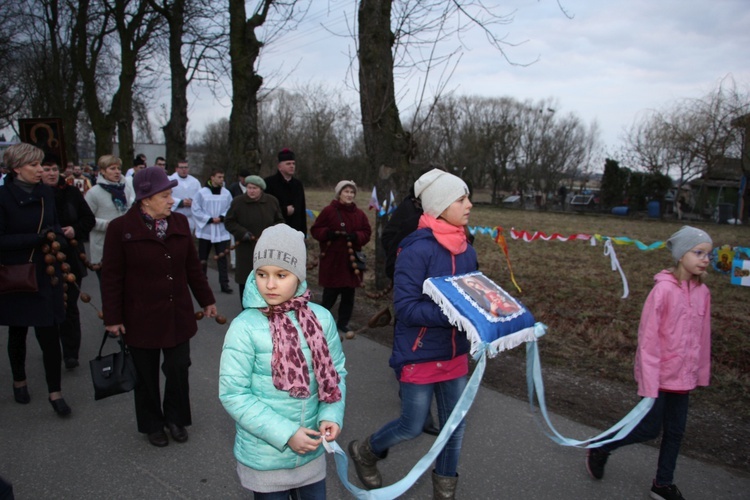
[456,274,521,318]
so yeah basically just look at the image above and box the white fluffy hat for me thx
[414,169,469,217]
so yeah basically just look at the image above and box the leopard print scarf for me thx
[262,290,342,403]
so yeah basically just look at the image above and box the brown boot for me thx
[348,436,385,490]
[432,470,458,500]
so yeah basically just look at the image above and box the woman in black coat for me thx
[42,160,95,369]
[0,143,71,416]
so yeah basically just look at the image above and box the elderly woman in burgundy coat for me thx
[310,180,371,334]
[102,167,216,448]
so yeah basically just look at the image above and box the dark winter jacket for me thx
[101,206,215,349]
[53,179,95,280]
[0,180,65,327]
[389,227,477,377]
[263,171,307,236]
[310,200,372,289]
[224,192,285,286]
[381,192,421,280]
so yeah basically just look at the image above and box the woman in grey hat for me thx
[224,175,285,303]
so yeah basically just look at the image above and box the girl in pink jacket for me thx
[586,226,712,500]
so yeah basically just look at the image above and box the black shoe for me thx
[49,398,72,417]
[650,482,685,500]
[13,385,30,404]
[422,424,440,436]
[148,430,169,447]
[64,358,79,370]
[586,447,610,480]
[221,286,234,294]
[423,422,440,436]
[166,423,188,443]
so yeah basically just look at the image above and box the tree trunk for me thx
[73,0,157,167]
[227,0,269,176]
[162,0,188,171]
[114,44,138,168]
[74,0,113,160]
[358,0,411,289]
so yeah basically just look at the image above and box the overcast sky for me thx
[183,0,749,154]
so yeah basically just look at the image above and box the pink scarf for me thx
[418,214,468,255]
[261,290,342,403]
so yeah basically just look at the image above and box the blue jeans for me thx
[252,478,326,500]
[601,391,689,485]
[370,376,468,477]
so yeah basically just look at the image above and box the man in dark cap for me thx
[264,148,307,236]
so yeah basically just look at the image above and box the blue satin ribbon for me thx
[525,325,655,447]
[468,226,499,238]
[326,353,487,499]
[325,323,653,498]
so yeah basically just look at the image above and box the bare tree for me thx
[227,1,309,176]
[194,116,230,172]
[74,0,162,165]
[257,86,366,184]
[514,100,556,197]
[625,79,750,194]
[0,0,83,159]
[412,94,596,204]
[357,0,564,286]
[0,4,25,130]
[148,0,227,169]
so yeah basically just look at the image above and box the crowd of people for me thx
[1,141,714,500]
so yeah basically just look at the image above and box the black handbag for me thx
[89,331,138,400]
[353,251,367,271]
[0,262,37,294]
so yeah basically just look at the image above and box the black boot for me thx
[432,470,458,500]
[423,410,440,436]
[348,436,386,490]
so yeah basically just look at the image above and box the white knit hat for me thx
[335,180,357,198]
[666,226,712,262]
[414,169,469,217]
[253,224,307,282]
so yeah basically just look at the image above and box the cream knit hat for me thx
[335,180,357,198]
[414,169,469,217]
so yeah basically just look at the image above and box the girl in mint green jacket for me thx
[219,224,346,499]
